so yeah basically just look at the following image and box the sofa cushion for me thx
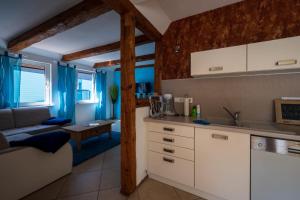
[0,109,15,130]
[6,133,32,143]
[0,133,9,150]
[12,107,51,128]
[1,125,59,137]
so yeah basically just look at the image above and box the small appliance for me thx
[162,94,176,116]
[275,98,300,125]
[149,95,163,118]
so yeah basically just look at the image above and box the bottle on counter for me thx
[191,106,197,119]
[196,104,201,119]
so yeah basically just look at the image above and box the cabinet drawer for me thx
[146,122,194,138]
[248,36,300,72]
[148,151,194,187]
[148,131,194,150]
[148,141,194,161]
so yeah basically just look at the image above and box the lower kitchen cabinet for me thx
[195,128,250,200]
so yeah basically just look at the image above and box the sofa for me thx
[0,107,73,200]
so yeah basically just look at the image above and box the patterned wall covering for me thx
[160,0,300,80]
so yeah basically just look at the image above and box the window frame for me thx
[19,60,52,107]
[76,70,96,104]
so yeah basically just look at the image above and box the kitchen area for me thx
[137,34,300,200]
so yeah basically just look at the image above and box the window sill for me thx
[19,102,54,107]
[76,101,98,105]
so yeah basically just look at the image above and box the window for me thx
[77,71,94,102]
[20,60,51,106]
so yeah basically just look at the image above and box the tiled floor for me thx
[23,145,205,200]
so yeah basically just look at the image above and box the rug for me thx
[69,131,121,166]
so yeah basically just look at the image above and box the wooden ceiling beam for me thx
[62,35,152,61]
[101,0,162,41]
[94,53,155,68]
[8,0,111,52]
[115,64,154,71]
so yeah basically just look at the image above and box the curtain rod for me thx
[1,51,22,59]
[57,61,76,69]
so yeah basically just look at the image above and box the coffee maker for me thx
[162,94,176,116]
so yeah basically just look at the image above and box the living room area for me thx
[0,0,157,200]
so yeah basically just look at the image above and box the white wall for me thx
[136,106,149,185]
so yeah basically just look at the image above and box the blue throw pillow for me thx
[42,117,72,125]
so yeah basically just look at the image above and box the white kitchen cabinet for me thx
[191,45,247,76]
[147,122,195,187]
[248,36,300,71]
[195,128,250,200]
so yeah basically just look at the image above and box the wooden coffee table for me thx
[63,120,115,150]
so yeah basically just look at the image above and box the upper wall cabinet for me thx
[191,45,247,76]
[248,36,300,72]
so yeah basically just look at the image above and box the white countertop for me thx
[144,116,300,141]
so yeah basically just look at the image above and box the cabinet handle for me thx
[163,137,174,143]
[209,66,223,72]
[163,127,175,132]
[212,134,228,140]
[163,157,175,163]
[275,59,297,66]
[163,148,175,153]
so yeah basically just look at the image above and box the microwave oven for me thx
[275,99,300,125]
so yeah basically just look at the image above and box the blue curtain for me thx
[95,70,107,120]
[0,53,21,108]
[57,64,76,123]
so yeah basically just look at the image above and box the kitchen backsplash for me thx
[162,73,300,123]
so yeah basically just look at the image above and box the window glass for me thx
[20,67,46,103]
[77,72,93,101]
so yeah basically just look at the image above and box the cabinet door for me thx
[248,36,300,71]
[191,45,247,76]
[195,128,250,200]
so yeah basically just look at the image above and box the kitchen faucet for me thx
[223,106,241,126]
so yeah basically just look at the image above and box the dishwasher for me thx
[251,136,300,200]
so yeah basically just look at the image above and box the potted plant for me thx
[110,84,118,119]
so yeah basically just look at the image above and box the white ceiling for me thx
[0,0,82,42]
[0,0,242,67]
[131,0,243,31]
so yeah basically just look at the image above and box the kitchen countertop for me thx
[144,116,300,141]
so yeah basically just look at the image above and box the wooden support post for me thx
[154,40,163,94]
[120,11,136,195]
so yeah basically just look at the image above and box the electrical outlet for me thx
[174,97,193,103]
[174,97,184,103]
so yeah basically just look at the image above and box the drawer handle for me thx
[212,134,228,140]
[163,137,174,143]
[163,127,174,132]
[209,66,223,72]
[163,148,175,154]
[163,157,175,163]
[275,59,297,66]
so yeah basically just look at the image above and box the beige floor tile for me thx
[22,176,67,200]
[98,188,127,200]
[73,154,104,174]
[103,149,120,170]
[104,145,120,158]
[59,171,101,197]
[137,178,180,200]
[174,188,203,200]
[100,168,121,190]
[58,192,98,200]
[128,189,140,200]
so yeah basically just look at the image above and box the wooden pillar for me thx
[154,39,162,94]
[120,11,136,195]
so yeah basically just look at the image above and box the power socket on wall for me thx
[174,97,193,103]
